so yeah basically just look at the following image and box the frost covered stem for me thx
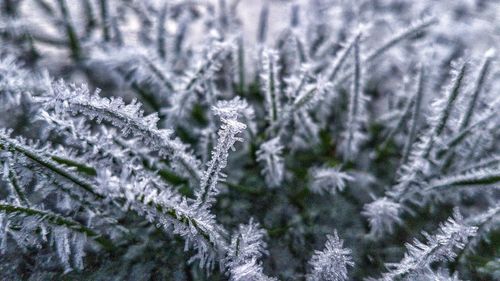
[45,82,201,182]
[366,17,438,63]
[4,166,30,206]
[426,169,500,190]
[440,110,497,158]
[152,202,214,243]
[0,134,220,255]
[185,47,229,91]
[459,51,493,130]
[197,119,246,205]
[328,32,361,82]
[261,49,281,127]
[424,61,467,158]
[375,210,477,281]
[402,66,425,164]
[57,0,81,60]
[157,4,168,59]
[435,62,468,136]
[141,55,175,91]
[237,36,245,93]
[0,135,103,199]
[257,3,269,43]
[99,0,110,42]
[336,18,437,86]
[268,58,278,123]
[351,36,361,126]
[225,219,276,281]
[0,203,114,251]
[344,34,362,161]
[196,98,247,205]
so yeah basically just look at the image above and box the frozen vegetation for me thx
[0,0,499,280]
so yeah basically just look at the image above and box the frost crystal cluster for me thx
[307,231,354,281]
[0,0,499,280]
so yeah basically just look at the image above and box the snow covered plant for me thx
[1,0,499,280]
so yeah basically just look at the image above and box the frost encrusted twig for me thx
[327,32,362,82]
[182,40,235,92]
[365,17,438,63]
[2,161,30,206]
[93,166,228,271]
[335,17,438,86]
[458,49,495,130]
[0,130,226,271]
[307,231,354,281]
[0,129,103,198]
[0,202,107,273]
[402,65,425,165]
[419,60,468,159]
[39,80,202,183]
[373,209,477,281]
[196,97,248,205]
[273,68,331,142]
[0,202,112,250]
[225,219,277,281]
[365,60,472,236]
[453,206,500,261]
[425,168,500,190]
[164,40,236,122]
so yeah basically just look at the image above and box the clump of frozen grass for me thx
[0,0,498,280]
